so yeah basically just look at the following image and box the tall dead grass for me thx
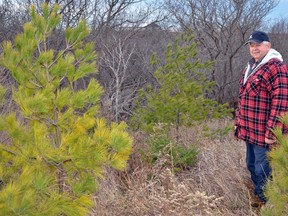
[92,119,259,216]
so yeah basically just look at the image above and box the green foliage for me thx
[0,3,132,215]
[141,124,198,173]
[203,124,232,140]
[145,135,198,172]
[0,85,5,105]
[262,115,288,216]
[131,32,232,133]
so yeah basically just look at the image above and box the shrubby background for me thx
[1,0,287,121]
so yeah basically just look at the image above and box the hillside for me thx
[92,120,260,215]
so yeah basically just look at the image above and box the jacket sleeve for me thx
[265,63,288,139]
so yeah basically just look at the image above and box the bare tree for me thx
[268,18,288,63]
[164,0,279,104]
[0,1,28,42]
[99,34,138,122]
[89,0,166,35]
[0,0,172,121]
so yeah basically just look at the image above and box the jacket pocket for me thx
[247,75,262,96]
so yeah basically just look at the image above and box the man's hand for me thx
[233,126,239,141]
[265,137,280,150]
[265,137,276,144]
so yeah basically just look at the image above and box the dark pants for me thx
[246,142,271,202]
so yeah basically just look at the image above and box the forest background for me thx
[0,0,288,215]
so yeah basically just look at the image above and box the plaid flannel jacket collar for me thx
[243,48,283,84]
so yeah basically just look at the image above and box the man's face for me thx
[249,42,271,62]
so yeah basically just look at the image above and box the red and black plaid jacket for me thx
[235,51,288,148]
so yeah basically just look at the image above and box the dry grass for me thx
[92,120,260,216]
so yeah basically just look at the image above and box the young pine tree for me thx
[131,33,231,172]
[132,33,231,134]
[262,115,288,216]
[0,4,132,215]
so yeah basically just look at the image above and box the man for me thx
[235,31,288,206]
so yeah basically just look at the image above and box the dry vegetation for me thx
[92,120,260,216]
